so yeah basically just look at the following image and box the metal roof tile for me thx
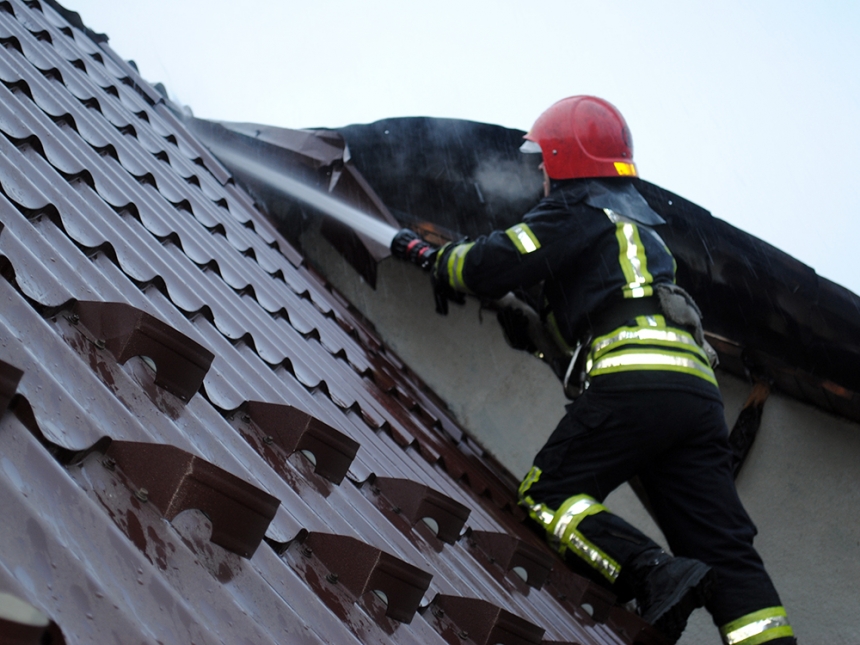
[154,102,234,184]
[302,532,434,623]
[66,444,349,645]
[0,3,646,642]
[0,121,314,328]
[37,4,96,52]
[243,400,360,485]
[276,539,442,645]
[467,531,555,591]
[1,13,112,95]
[0,356,22,412]
[373,477,471,545]
[424,594,545,645]
[0,88,88,178]
[0,200,94,305]
[72,300,214,400]
[101,440,281,558]
[33,163,333,349]
[0,415,228,644]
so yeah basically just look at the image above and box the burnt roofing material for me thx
[0,1,662,643]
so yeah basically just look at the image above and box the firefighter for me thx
[391,96,795,643]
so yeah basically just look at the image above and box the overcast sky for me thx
[68,0,860,295]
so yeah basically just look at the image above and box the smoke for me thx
[336,117,545,235]
[474,156,543,217]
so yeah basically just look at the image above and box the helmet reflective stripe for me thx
[720,607,794,644]
[614,162,637,176]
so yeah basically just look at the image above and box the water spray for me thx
[207,140,400,249]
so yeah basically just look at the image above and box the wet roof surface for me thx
[0,1,664,643]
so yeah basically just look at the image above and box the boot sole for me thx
[646,563,714,642]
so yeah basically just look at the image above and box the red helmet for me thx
[522,96,637,180]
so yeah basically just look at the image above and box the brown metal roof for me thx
[0,1,665,643]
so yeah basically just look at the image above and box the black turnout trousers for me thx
[526,375,784,627]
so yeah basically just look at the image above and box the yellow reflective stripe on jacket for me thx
[637,314,665,329]
[518,469,620,583]
[445,242,475,292]
[505,223,541,254]
[587,319,716,385]
[720,607,794,645]
[606,211,654,299]
[591,325,709,364]
[587,349,718,386]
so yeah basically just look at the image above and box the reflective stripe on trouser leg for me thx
[720,606,794,644]
[518,467,621,583]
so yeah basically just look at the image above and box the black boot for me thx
[571,512,713,641]
[628,548,714,643]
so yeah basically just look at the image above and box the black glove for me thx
[432,273,465,315]
[390,228,438,271]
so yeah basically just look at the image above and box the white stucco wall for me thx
[302,232,860,643]
[304,233,569,474]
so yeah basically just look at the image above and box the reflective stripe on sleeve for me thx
[505,223,541,254]
[720,607,794,645]
[446,242,475,292]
